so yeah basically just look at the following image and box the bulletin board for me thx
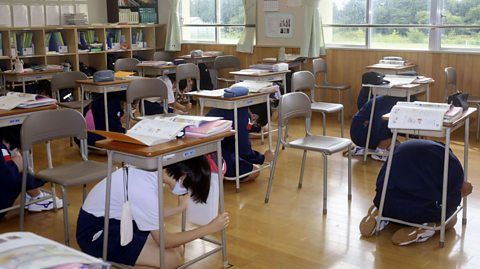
[257,0,304,47]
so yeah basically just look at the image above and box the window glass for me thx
[370,28,429,49]
[442,0,480,49]
[321,0,367,46]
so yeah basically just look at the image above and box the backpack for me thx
[198,63,213,90]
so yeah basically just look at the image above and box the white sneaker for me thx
[26,192,63,212]
[371,147,389,162]
[350,146,366,156]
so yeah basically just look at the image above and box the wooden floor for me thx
[1,114,480,269]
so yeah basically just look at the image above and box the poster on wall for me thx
[265,13,293,38]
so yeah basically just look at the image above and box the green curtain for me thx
[301,0,325,57]
[165,0,181,51]
[236,0,256,53]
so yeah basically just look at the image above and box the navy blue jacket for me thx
[206,108,264,177]
[86,93,125,146]
[373,140,464,223]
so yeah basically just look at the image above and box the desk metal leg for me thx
[157,157,166,269]
[22,77,26,93]
[102,150,114,260]
[363,94,377,162]
[440,128,451,248]
[266,94,272,150]
[234,103,240,192]
[376,130,398,234]
[217,141,229,268]
[104,90,109,131]
[463,117,469,224]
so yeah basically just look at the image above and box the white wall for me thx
[87,0,107,24]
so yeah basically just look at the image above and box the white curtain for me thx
[165,0,181,51]
[300,0,325,57]
[236,0,256,53]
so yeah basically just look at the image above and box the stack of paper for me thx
[0,92,57,110]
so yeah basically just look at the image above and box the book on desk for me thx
[388,101,463,131]
[0,92,57,111]
[91,115,232,146]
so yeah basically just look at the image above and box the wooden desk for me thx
[0,104,58,127]
[377,107,476,247]
[187,90,273,192]
[76,79,131,131]
[262,55,306,70]
[178,54,218,65]
[96,131,234,269]
[362,77,433,161]
[1,70,62,94]
[366,63,417,75]
[230,69,291,94]
[136,62,176,77]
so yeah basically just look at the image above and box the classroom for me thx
[0,0,480,268]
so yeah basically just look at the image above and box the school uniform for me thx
[206,108,265,178]
[373,140,464,223]
[0,142,44,218]
[350,96,405,149]
[76,168,159,266]
[86,92,125,146]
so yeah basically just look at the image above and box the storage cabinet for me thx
[0,24,166,72]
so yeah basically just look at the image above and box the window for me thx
[181,0,245,44]
[321,0,480,51]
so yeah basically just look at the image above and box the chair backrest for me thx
[278,91,312,134]
[21,109,87,151]
[312,58,328,83]
[213,55,240,71]
[291,70,316,102]
[444,67,457,101]
[126,78,169,126]
[51,71,87,101]
[114,58,140,72]
[153,51,174,61]
[176,63,201,92]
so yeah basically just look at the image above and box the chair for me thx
[125,78,170,129]
[312,58,354,116]
[213,55,240,88]
[444,67,480,141]
[175,63,200,104]
[19,109,108,245]
[264,91,352,214]
[51,71,89,110]
[292,70,344,137]
[154,51,174,61]
[114,58,140,72]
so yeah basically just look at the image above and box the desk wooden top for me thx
[230,69,291,77]
[178,54,219,60]
[187,91,270,101]
[1,70,62,77]
[0,104,58,117]
[366,64,417,70]
[96,131,235,157]
[76,79,132,86]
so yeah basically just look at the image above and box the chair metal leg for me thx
[19,169,28,231]
[476,104,480,142]
[348,88,354,117]
[347,144,352,200]
[340,109,344,138]
[322,112,326,136]
[298,150,307,188]
[322,154,328,215]
[265,134,282,203]
[61,186,70,246]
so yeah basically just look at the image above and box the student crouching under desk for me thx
[76,155,229,268]
[0,127,63,217]
[206,107,273,182]
[350,96,413,162]
[359,139,473,246]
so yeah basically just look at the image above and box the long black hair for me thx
[165,155,211,203]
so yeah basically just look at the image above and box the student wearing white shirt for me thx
[76,156,230,268]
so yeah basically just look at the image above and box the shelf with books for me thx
[45,54,78,71]
[105,27,131,51]
[44,28,76,55]
[77,27,106,53]
[10,29,44,57]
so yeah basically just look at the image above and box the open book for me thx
[388,101,463,131]
[91,115,231,146]
[0,232,109,269]
[0,92,57,110]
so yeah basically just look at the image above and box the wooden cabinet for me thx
[0,24,166,72]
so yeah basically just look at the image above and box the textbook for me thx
[0,92,57,110]
[388,101,462,131]
[0,232,109,269]
[91,115,230,146]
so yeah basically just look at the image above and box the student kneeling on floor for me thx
[359,139,473,246]
[76,155,230,268]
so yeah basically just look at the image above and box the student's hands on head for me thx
[461,181,473,197]
[162,170,176,189]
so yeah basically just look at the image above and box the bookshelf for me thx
[0,24,166,72]
[107,0,158,24]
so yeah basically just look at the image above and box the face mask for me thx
[171,179,188,196]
